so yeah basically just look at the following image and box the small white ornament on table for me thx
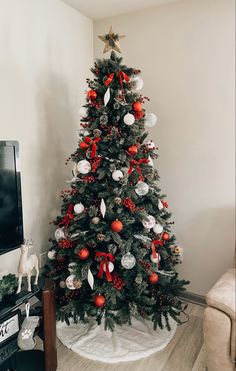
[142,215,156,229]
[74,203,85,214]
[135,181,149,196]
[121,252,136,269]
[16,240,39,294]
[77,160,91,174]
[112,170,124,181]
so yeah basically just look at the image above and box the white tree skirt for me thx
[56,317,177,363]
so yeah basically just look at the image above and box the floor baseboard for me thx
[180,291,206,306]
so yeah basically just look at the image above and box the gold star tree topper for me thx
[98,26,125,54]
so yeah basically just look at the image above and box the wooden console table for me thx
[0,277,57,371]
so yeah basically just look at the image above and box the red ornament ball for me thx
[128,145,138,155]
[132,101,142,112]
[162,232,170,241]
[111,219,123,233]
[149,273,159,284]
[77,247,90,260]
[87,90,97,100]
[79,141,89,150]
[94,294,106,308]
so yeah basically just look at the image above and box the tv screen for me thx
[0,141,23,254]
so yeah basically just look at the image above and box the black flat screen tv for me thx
[0,141,23,254]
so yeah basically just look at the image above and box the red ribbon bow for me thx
[59,203,74,236]
[95,252,115,282]
[104,71,130,87]
[104,73,115,86]
[84,136,101,158]
[118,70,130,86]
[128,158,149,181]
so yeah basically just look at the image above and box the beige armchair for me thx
[203,268,236,371]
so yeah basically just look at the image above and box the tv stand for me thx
[0,277,57,371]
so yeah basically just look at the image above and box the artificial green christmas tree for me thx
[47,28,189,331]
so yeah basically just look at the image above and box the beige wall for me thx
[0,0,93,274]
[94,0,235,295]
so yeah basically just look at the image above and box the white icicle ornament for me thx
[104,87,110,106]
[100,198,106,218]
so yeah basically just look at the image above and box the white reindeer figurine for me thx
[16,239,39,294]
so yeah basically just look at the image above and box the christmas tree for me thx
[47,27,189,331]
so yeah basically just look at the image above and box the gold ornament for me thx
[74,279,82,289]
[114,197,122,205]
[98,26,125,54]
[97,233,105,241]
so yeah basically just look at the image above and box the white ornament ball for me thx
[135,181,149,196]
[145,113,157,128]
[132,76,144,91]
[150,253,161,264]
[54,228,65,241]
[112,170,124,181]
[158,200,164,210]
[68,262,77,274]
[142,215,156,229]
[48,250,56,260]
[153,223,164,234]
[121,252,136,269]
[74,203,85,214]
[146,141,155,149]
[77,160,91,174]
[123,113,135,126]
[79,107,87,118]
[103,262,114,273]
[66,274,76,290]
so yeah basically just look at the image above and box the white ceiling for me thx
[61,0,182,20]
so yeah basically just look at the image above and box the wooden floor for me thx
[41,303,207,371]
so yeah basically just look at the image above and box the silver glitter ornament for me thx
[121,252,136,269]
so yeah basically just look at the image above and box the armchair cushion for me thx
[206,268,235,320]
